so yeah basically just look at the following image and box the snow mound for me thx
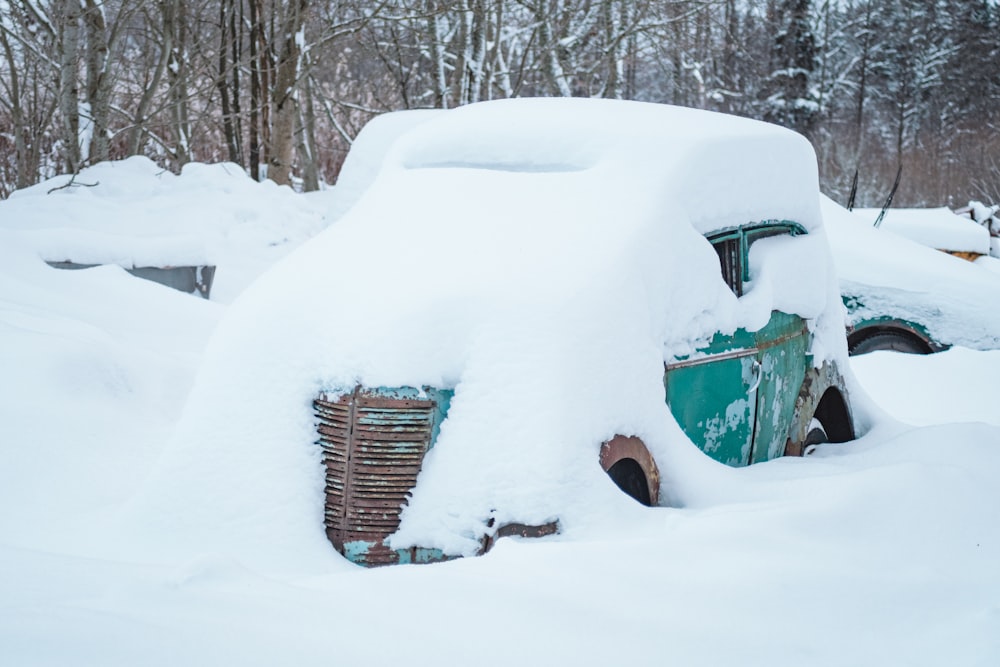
[0,156,331,302]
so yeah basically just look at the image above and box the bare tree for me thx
[268,0,310,185]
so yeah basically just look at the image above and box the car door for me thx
[663,231,760,467]
[664,223,811,467]
[743,224,811,464]
[664,331,760,467]
[748,310,808,463]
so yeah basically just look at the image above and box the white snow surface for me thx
[856,206,992,255]
[852,347,1000,427]
[1,105,999,665]
[0,156,331,303]
[823,196,1000,350]
[126,98,849,561]
[325,109,443,222]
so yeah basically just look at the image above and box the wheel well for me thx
[813,387,854,443]
[599,435,660,507]
[606,458,652,506]
[847,325,933,356]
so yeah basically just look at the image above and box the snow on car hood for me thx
[854,207,991,255]
[127,99,847,566]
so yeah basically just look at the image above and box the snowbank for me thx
[851,347,1000,426]
[0,157,331,302]
[0,230,221,551]
[127,99,848,567]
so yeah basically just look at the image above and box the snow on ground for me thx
[851,347,1000,427]
[0,230,221,550]
[2,125,999,663]
[977,254,1000,275]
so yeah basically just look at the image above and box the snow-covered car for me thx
[182,99,857,567]
[822,197,1000,354]
[854,206,993,262]
[0,157,329,303]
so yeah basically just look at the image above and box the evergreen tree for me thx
[761,0,819,137]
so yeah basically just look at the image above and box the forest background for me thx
[1,0,998,207]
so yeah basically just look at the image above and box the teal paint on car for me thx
[843,305,945,355]
[664,222,817,467]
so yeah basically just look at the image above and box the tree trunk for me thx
[428,1,450,107]
[601,0,620,99]
[166,0,191,167]
[58,0,82,172]
[0,29,28,190]
[249,0,262,179]
[127,4,172,156]
[217,0,240,163]
[295,64,320,191]
[537,0,572,97]
[269,0,309,187]
[82,0,112,163]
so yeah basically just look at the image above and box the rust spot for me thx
[479,521,560,555]
[317,387,563,565]
[315,389,436,565]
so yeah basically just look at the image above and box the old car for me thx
[822,197,1000,355]
[302,99,856,566]
[855,205,993,262]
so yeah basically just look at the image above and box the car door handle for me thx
[748,358,762,394]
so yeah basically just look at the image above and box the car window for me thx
[745,222,804,248]
[710,231,743,296]
[709,222,806,297]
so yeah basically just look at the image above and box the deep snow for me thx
[1,117,999,665]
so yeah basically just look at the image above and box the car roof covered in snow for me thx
[855,207,991,255]
[378,98,823,236]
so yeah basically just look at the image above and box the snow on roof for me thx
[127,99,845,564]
[855,207,991,254]
[391,98,823,235]
[823,196,1000,350]
[0,157,330,302]
[326,109,443,222]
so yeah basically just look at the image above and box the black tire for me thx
[848,331,930,356]
[803,420,829,455]
[786,419,829,457]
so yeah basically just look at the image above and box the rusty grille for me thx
[315,389,435,565]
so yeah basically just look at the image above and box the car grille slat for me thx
[314,389,436,566]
